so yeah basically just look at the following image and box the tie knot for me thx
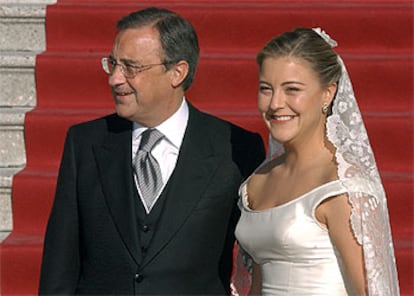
[139,129,164,152]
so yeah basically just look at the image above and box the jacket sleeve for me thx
[39,127,80,294]
[231,127,266,179]
[219,128,265,293]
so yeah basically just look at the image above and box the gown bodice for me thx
[235,180,352,295]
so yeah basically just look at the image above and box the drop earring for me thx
[322,103,329,114]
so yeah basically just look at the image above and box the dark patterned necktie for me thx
[134,129,164,210]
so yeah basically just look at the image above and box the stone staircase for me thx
[0,0,56,244]
[1,0,412,294]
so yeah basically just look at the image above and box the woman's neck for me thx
[282,136,336,173]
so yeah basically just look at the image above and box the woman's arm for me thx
[317,193,368,295]
[248,261,262,296]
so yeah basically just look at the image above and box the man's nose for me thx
[108,64,126,86]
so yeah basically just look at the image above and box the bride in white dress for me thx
[234,28,399,295]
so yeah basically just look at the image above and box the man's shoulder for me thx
[190,105,258,137]
[69,113,130,132]
[192,109,265,176]
[65,113,131,144]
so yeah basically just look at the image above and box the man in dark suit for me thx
[39,7,265,295]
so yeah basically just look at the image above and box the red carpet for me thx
[1,0,412,294]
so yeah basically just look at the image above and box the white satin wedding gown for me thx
[235,179,354,295]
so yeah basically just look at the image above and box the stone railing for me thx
[0,0,56,242]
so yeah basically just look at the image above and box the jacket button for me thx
[142,225,150,232]
[135,273,144,283]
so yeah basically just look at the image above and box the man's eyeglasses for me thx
[101,57,171,79]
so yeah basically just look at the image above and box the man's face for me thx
[108,26,176,127]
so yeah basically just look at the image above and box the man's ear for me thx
[170,60,189,88]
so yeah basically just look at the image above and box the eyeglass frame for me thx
[101,56,173,79]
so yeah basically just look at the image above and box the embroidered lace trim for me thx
[326,53,399,295]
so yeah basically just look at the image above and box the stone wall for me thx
[0,0,56,242]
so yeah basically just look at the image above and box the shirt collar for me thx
[132,98,189,149]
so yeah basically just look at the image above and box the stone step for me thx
[19,108,414,174]
[0,3,48,52]
[44,1,413,55]
[4,232,413,295]
[34,52,413,113]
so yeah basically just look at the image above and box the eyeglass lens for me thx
[102,58,132,78]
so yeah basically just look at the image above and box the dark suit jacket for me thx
[39,103,265,295]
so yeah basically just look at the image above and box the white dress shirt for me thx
[132,98,189,213]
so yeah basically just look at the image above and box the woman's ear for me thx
[324,82,337,106]
[170,60,189,88]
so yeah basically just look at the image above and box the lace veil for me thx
[232,28,400,295]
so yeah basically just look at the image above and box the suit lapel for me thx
[93,116,141,264]
[141,106,222,267]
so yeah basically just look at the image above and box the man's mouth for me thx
[115,91,134,96]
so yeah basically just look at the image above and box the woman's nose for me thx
[269,91,284,110]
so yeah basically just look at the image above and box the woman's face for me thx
[258,56,335,148]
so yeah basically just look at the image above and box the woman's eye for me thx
[259,86,272,93]
[286,87,300,92]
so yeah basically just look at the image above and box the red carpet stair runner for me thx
[1,0,412,294]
